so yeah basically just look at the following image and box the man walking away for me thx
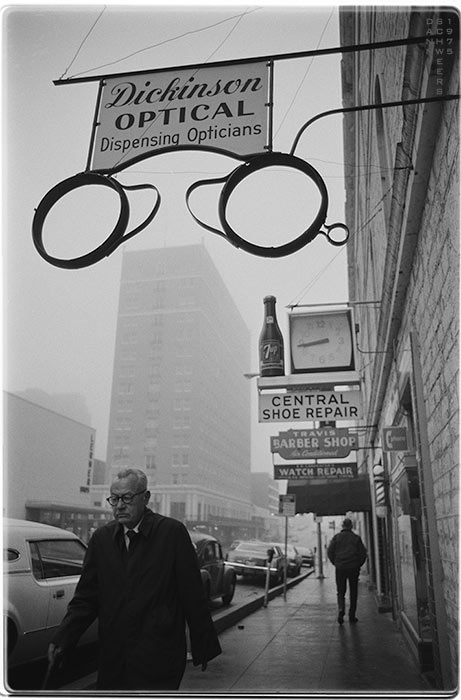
[327,518,367,625]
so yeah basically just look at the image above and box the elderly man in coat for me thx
[48,468,221,690]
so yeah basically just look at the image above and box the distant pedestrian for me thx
[327,518,367,624]
[48,468,221,690]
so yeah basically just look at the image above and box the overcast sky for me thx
[4,2,349,467]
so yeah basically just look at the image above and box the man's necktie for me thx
[126,529,137,550]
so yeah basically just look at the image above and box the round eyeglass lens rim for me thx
[106,489,147,506]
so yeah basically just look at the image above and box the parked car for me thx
[4,518,97,669]
[274,543,303,577]
[228,540,241,551]
[297,546,315,568]
[188,530,236,605]
[226,540,286,585]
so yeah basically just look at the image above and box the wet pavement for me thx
[181,566,432,696]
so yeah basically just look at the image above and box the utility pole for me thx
[315,515,325,579]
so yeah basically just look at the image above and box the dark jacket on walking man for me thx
[48,468,221,690]
[327,518,367,625]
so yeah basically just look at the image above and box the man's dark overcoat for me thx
[52,509,221,689]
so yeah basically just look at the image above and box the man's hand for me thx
[47,643,63,666]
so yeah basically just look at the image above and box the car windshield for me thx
[236,543,275,555]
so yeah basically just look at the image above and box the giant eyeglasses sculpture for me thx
[32,34,455,269]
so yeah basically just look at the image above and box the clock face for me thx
[289,310,354,373]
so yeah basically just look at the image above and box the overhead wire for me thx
[65,7,260,80]
[274,8,335,141]
[110,7,255,171]
[59,6,106,80]
[288,245,347,308]
[56,6,380,276]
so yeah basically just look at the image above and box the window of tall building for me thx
[120,321,138,344]
[172,431,189,448]
[121,348,137,361]
[145,455,156,470]
[149,346,162,360]
[145,418,158,431]
[148,363,161,377]
[116,416,132,429]
[179,294,196,307]
[118,382,134,395]
[176,341,192,358]
[119,364,135,377]
[174,415,190,429]
[170,501,186,520]
[148,380,160,393]
[124,291,140,310]
[145,438,157,452]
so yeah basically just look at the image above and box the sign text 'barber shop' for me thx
[91,61,269,170]
[258,389,363,422]
[271,427,358,459]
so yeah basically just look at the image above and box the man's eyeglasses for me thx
[106,490,146,507]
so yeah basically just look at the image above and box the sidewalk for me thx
[181,567,432,696]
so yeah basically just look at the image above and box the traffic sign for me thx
[279,494,296,516]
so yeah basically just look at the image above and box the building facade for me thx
[340,7,458,690]
[106,244,253,543]
[3,392,110,539]
[251,472,284,540]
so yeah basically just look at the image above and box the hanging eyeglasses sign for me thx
[32,33,457,268]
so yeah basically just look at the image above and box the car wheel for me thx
[222,576,236,605]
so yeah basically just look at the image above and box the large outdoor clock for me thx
[289,309,355,373]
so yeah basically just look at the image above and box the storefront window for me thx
[395,468,431,641]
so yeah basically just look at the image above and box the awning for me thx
[286,475,371,515]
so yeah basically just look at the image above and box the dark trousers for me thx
[335,567,360,616]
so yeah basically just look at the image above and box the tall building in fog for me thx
[106,244,253,534]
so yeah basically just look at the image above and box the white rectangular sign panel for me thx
[91,61,269,171]
[279,494,296,517]
[274,463,358,480]
[259,389,363,422]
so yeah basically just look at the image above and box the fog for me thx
[4,4,348,468]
